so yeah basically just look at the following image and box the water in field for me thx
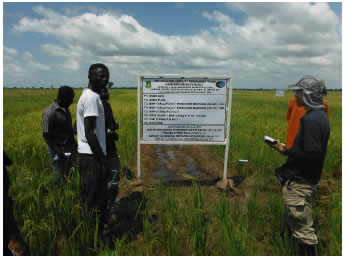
[154,145,177,182]
[154,145,219,186]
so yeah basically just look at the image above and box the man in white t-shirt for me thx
[76,63,110,239]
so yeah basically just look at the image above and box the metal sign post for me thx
[137,74,233,180]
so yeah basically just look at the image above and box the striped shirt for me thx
[42,101,75,146]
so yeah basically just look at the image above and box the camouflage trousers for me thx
[282,181,318,245]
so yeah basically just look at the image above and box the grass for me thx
[3,88,342,255]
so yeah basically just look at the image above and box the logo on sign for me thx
[146,81,152,88]
[216,81,225,88]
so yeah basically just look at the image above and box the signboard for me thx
[276,90,285,97]
[137,74,232,180]
[141,78,227,142]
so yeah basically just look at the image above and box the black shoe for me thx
[298,243,316,256]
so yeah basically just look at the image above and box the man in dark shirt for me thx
[42,86,77,183]
[100,87,120,207]
[4,152,29,256]
[269,76,330,256]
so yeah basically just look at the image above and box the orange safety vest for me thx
[285,96,330,149]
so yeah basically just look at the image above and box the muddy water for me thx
[153,145,221,186]
[154,146,176,182]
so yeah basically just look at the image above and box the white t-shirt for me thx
[76,88,107,155]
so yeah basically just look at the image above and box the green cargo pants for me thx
[282,181,318,245]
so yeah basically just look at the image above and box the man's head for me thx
[57,86,74,108]
[288,75,327,110]
[88,63,109,93]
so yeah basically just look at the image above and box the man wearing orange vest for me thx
[286,96,329,148]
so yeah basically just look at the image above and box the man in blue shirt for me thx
[270,76,330,256]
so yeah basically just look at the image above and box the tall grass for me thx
[214,195,254,255]
[187,182,207,255]
[158,183,180,255]
[324,187,342,255]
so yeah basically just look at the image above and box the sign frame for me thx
[137,74,233,180]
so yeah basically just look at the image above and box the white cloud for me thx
[27,60,50,71]
[58,60,80,71]
[6,3,342,89]
[41,44,70,58]
[23,51,33,60]
[3,46,51,87]
[4,46,18,56]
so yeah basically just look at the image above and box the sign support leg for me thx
[137,75,141,179]
[223,76,233,180]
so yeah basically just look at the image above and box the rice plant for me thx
[187,182,207,255]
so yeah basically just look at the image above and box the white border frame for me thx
[137,74,233,180]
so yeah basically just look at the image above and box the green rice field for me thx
[3,88,342,255]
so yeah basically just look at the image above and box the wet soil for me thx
[118,144,256,202]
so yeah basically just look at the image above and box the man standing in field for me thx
[76,63,109,240]
[269,76,330,256]
[42,86,77,183]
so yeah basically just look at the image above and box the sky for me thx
[3,2,342,89]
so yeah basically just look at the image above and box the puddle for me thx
[153,145,215,185]
[154,146,176,182]
[186,155,199,176]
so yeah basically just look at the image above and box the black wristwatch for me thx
[281,146,288,156]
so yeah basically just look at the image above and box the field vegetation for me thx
[3,88,341,255]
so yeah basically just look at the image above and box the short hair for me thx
[88,63,109,76]
[57,85,74,100]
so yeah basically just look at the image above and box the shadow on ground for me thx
[103,191,157,243]
[164,175,245,187]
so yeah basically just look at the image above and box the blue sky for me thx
[3,2,342,89]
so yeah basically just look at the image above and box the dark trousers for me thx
[106,153,120,204]
[78,153,108,233]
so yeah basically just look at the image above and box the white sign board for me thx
[276,90,285,97]
[142,78,227,142]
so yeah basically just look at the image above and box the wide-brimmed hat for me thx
[288,75,327,95]
[288,75,327,110]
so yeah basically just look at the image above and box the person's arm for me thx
[84,116,106,165]
[284,146,322,160]
[103,101,119,140]
[272,119,324,160]
[103,101,119,132]
[271,140,322,160]
[43,133,65,157]
[42,110,65,157]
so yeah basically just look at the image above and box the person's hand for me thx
[111,132,119,141]
[9,237,29,256]
[58,151,66,159]
[57,147,66,159]
[271,140,285,153]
